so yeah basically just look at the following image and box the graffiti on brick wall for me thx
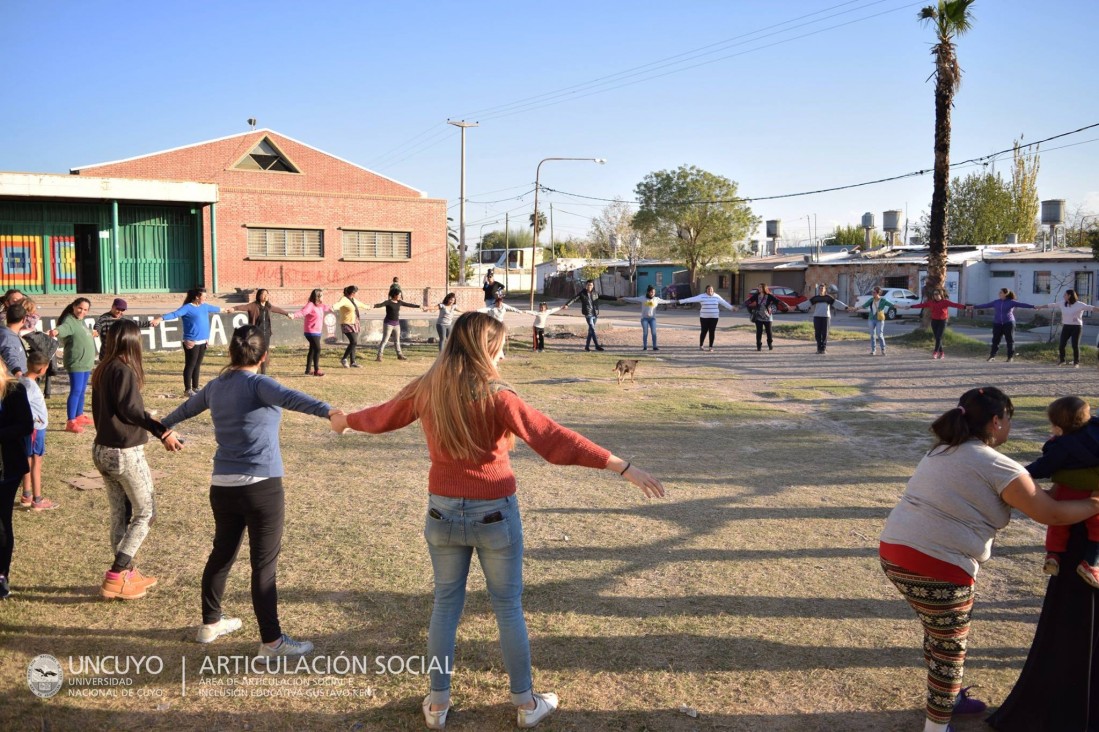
[250,262,408,288]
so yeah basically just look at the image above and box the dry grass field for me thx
[2,322,1096,731]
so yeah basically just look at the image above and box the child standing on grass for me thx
[526,302,565,352]
[162,325,339,654]
[18,354,56,511]
[330,312,665,730]
[1024,396,1099,587]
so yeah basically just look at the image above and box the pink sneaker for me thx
[1077,561,1099,589]
[31,497,59,512]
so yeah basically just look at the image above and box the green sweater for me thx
[57,316,96,372]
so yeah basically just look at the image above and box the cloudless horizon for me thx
[2,0,1096,247]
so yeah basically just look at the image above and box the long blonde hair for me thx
[401,311,511,461]
[0,358,12,396]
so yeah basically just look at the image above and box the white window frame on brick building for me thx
[246,227,324,259]
[340,229,411,261]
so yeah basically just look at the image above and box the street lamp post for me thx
[529,157,606,309]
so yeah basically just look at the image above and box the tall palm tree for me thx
[919,0,976,303]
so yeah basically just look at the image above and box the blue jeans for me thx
[67,370,91,420]
[869,320,886,353]
[424,494,531,707]
[585,315,600,348]
[641,316,657,349]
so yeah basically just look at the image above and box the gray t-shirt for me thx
[880,439,1026,578]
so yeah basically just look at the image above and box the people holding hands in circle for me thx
[807,285,853,354]
[973,288,1035,363]
[679,285,737,352]
[620,285,674,351]
[1036,288,1099,367]
[907,289,968,360]
[329,312,664,730]
[859,287,893,356]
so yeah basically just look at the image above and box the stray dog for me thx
[613,359,639,385]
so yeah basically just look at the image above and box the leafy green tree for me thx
[632,165,759,286]
[948,172,1014,245]
[446,217,472,284]
[1009,139,1040,242]
[589,199,636,259]
[830,224,886,249]
[918,0,976,300]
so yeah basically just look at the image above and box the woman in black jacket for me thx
[0,359,36,599]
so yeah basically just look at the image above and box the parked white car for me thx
[853,288,921,320]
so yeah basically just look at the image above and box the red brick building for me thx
[72,129,447,297]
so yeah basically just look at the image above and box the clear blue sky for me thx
[2,0,1096,246]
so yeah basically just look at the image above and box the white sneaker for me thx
[422,695,449,730]
[196,616,243,643]
[517,692,559,728]
[258,633,314,657]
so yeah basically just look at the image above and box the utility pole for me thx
[504,212,509,293]
[549,203,554,261]
[447,120,478,285]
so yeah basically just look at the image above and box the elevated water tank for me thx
[766,219,782,239]
[1041,199,1066,226]
[861,212,876,229]
[883,210,902,233]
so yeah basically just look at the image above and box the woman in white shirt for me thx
[1037,289,1099,367]
[678,286,737,352]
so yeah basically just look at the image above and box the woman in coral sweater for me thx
[330,312,664,730]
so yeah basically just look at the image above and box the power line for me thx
[458,0,899,121]
[366,1,911,170]
[541,122,1099,206]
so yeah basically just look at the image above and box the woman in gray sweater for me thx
[163,325,338,655]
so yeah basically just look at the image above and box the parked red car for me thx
[748,286,806,313]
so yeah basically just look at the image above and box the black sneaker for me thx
[595,346,605,351]
[0,576,9,600]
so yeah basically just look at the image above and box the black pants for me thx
[1059,324,1082,364]
[755,320,773,349]
[0,477,21,578]
[342,330,358,364]
[535,327,545,351]
[990,322,1015,358]
[813,317,830,352]
[204,478,285,643]
[304,334,322,373]
[183,343,207,391]
[699,318,718,348]
[931,319,946,353]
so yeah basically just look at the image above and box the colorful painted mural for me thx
[0,234,43,288]
[50,236,76,286]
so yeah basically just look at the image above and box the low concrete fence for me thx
[41,312,595,353]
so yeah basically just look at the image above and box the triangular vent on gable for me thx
[234,138,300,173]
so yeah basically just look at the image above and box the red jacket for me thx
[910,299,966,321]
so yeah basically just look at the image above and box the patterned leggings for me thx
[881,558,974,725]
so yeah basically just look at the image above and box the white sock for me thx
[924,719,949,732]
